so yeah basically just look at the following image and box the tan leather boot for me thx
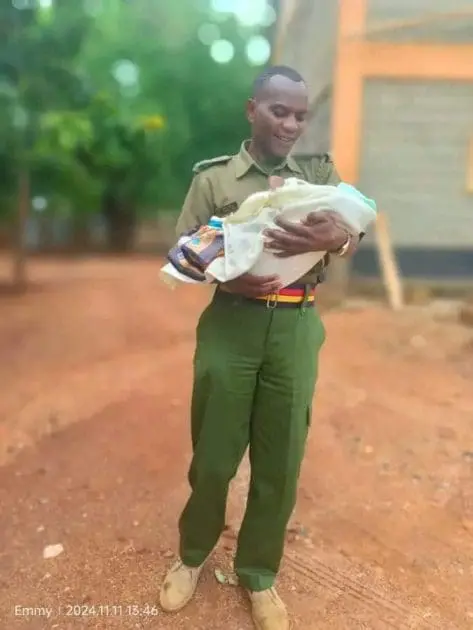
[159,559,204,612]
[248,587,290,630]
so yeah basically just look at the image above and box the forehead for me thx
[259,75,308,108]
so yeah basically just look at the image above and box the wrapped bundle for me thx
[160,178,377,288]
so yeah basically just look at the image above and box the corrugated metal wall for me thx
[358,79,473,249]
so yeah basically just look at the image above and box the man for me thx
[159,65,360,629]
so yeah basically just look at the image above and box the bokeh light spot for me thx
[32,197,48,212]
[210,39,235,64]
[245,35,271,66]
[198,23,221,46]
[210,0,235,13]
[112,60,139,87]
[261,4,277,27]
[234,0,268,27]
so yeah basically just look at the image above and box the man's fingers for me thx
[246,281,281,297]
[257,283,282,296]
[306,210,353,234]
[271,218,309,237]
[265,231,299,248]
[265,234,307,251]
[303,211,331,225]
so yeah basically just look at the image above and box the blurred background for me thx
[0,0,283,285]
[1,4,473,627]
[1,0,472,296]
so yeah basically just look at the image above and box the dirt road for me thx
[1,256,472,629]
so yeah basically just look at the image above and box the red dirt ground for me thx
[1,255,473,630]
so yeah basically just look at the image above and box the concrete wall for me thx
[354,78,473,279]
[366,0,473,43]
[359,79,473,249]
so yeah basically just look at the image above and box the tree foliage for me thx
[0,0,272,249]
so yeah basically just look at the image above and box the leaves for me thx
[1,0,269,221]
[214,568,239,586]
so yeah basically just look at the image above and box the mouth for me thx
[274,135,296,146]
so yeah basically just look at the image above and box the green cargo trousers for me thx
[178,288,326,592]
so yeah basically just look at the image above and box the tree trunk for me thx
[12,169,29,292]
[102,191,136,253]
[71,214,91,253]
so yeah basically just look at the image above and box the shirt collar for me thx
[234,140,303,179]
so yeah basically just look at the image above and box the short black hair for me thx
[251,65,306,98]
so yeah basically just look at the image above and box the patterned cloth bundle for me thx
[166,219,225,283]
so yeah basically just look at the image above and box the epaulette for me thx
[192,155,232,174]
[292,152,333,164]
[292,152,334,184]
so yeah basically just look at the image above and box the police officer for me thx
[159,65,359,630]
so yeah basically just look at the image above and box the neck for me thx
[247,140,283,170]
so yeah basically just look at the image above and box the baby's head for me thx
[268,175,285,190]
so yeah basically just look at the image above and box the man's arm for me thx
[319,154,363,254]
[175,173,214,237]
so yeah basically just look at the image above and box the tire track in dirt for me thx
[285,552,448,630]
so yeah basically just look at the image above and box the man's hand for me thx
[220,273,281,298]
[264,210,355,258]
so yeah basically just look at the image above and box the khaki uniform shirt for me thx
[175,140,341,285]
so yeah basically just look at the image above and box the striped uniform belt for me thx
[255,284,316,308]
[216,283,317,308]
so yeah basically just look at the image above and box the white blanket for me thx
[160,178,377,288]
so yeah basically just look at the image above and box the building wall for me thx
[353,78,473,279]
[277,0,473,281]
[359,79,473,248]
[366,0,473,44]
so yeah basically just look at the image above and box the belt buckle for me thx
[300,283,314,312]
[266,292,279,309]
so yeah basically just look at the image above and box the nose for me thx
[281,115,299,135]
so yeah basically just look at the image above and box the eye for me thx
[271,106,288,118]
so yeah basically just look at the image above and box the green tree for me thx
[0,1,92,288]
[72,0,263,247]
[1,0,275,269]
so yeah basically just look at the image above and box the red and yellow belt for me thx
[255,284,316,308]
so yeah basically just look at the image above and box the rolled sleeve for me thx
[175,174,214,237]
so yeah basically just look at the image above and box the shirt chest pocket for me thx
[213,200,239,218]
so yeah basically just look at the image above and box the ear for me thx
[246,97,256,124]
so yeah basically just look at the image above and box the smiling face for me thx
[246,74,309,162]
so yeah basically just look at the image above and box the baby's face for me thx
[268,175,285,190]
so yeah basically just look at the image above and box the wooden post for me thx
[374,212,404,311]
